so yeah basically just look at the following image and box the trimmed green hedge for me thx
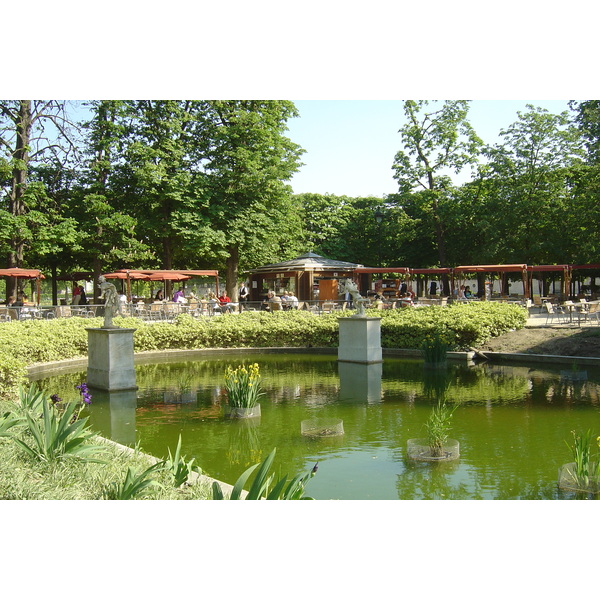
[0,303,527,400]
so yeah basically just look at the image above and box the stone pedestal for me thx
[86,327,137,391]
[338,317,382,364]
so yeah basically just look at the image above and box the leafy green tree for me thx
[339,197,409,267]
[296,192,417,267]
[201,101,305,298]
[567,101,600,264]
[21,164,82,302]
[295,193,357,257]
[570,100,600,164]
[480,105,585,264]
[390,189,446,268]
[440,180,494,266]
[116,100,213,273]
[0,100,78,296]
[392,101,482,288]
[74,101,153,300]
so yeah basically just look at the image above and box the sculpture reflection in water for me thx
[338,361,383,403]
[87,389,137,446]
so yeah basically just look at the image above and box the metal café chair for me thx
[577,299,590,325]
[544,302,566,325]
[588,302,600,325]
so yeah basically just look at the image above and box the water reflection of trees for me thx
[396,459,561,499]
[523,368,600,406]
[32,371,85,398]
[396,461,470,500]
[382,363,532,406]
[33,354,600,499]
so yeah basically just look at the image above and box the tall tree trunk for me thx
[226,245,239,301]
[162,236,173,298]
[51,263,58,306]
[92,101,109,303]
[93,255,103,304]
[7,101,32,297]
[429,186,449,294]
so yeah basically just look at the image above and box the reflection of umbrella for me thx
[0,268,45,305]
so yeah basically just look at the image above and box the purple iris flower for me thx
[76,382,92,405]
[50,394,62,405]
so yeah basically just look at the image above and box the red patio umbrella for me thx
[103,271,151,301]
[0,268,45,305]
[146,272,193,303]
[103,271,150,280]
[147,272,191,281]
[0,268,46,279]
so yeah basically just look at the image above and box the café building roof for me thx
[249,252,363,274]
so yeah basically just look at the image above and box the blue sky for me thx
[286,100,573,197]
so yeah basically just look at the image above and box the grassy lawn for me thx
[0,398,212,500]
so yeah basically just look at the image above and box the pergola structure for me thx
[353,267,411,297]
[568,264,600,297]
[409,268,454,297]
[355,267,457,297]
[453,264,529,297]
[527,265,571,299]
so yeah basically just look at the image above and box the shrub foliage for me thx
[0,304,527,400]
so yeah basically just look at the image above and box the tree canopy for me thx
[0,99,598,299]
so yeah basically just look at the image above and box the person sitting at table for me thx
[207,291,219,314]
[219,292,232,313]
[155,289,164,301]
[400,293,414,307]
[173,288,187,303]
[12,294,24,307]
[464,286,473,299]
[286,291,299,309]
[264,291,282,311]
[457,285,467,300]
[372,294,385,309]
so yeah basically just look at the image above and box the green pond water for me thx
[32,353,600,500]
